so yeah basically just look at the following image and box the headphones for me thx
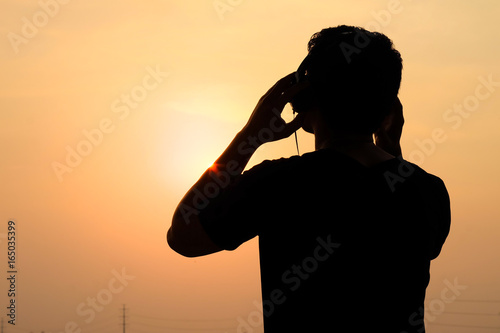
[290,54,314,155]
[294,54,311,88]
[291,53,315,115]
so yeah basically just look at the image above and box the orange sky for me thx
[1,1,500,332]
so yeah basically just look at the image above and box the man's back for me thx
[168,25,450,333]
[199,148,450,332]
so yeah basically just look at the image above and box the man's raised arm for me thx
[168,73,308,257]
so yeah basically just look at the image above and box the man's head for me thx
[291,25,403,135]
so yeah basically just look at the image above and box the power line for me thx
[131,313,236,323]
[454,299,500,303]
[129,311,239,331]
[81,326,115,333]
[428,322,500,330]
[441,310,500,316]
[80,320,116,332]
[130,322,236,331]
[1,326,34,333]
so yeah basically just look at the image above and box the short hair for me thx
[292,25,403,134]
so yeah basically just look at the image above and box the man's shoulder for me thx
[370,156,449,210]
[244,149,358,175]
[382,157,446,184]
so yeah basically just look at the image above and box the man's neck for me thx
[314,127,395,167]
[314,127,374,151]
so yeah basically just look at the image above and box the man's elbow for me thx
[167,227,197,258]
[166,224,222,258]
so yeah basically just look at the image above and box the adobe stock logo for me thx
[7,0,72,54]
[403,277,467,333]
[51,65,168,182]
[384,74,499,192]
[235,235,340,333]
[340,0,412,64]
[178,107,288,224]
[55,267,135,333]
[213,0,244,21]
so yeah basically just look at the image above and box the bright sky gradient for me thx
[1,1,500,332]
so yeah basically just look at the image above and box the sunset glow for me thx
[1,1,500,332]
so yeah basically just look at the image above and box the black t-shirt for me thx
[199,148,451,333]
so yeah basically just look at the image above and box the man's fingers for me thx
[282,80,311,100]
[279,113,305,139]
[259,73,310,115]
[273,79,311,110]
[264,73,296,99]
[252,73,308,141]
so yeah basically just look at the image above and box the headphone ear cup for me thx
[291,54,312,155]
[296,54,310,83]
[291,54,315,114]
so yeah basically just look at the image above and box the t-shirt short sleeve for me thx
[427,174,451,259]
[198,159,288,250]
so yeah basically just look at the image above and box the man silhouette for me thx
[168,25,450,333]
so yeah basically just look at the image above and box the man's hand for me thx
[374,97,404,157]
[168,72,310,257]
[241,72,310,145]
